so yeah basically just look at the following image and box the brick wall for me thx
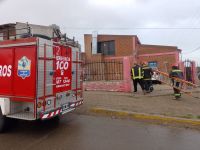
[138,44,181,72]
[138,44,179,55]
[138,54,177,72]
[84,34,138,61]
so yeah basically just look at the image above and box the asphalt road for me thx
[0,114,200,150]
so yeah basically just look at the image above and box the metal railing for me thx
[0,26,31,40]
[196,65,200,84]
[83,60,123,81]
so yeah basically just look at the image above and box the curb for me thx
[90,107,200,126]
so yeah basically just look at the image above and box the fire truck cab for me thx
[0,23,83,132]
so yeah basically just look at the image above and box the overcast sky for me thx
[0,0,200,63]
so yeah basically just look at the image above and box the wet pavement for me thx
[0,114,200,150]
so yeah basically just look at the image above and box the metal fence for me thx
[183,60,194,82]
[83,60,123,81]
[197,64,200,84]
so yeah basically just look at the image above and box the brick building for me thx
[83,34,182,92]
[84,34,181,72]
[84,34,140,61]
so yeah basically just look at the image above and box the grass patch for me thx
[182,114,194,119]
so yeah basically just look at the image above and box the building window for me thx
[97,41,115,56]
[148,61,157,68]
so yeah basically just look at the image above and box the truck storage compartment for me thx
[7,101,35,120]
[0,38,37,120]
[0,42,36,99]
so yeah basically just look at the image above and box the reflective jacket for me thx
[169,68,184,85]
[131,65,144,80]
[169,69,184,79]
[142,65,153,80]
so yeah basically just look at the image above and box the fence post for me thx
[123,57,132,92]
[191,61,197,84]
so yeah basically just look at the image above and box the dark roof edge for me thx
[0,23,16,28]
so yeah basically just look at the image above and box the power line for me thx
[173,9,200,50]
[183,46,200,54]
[61,27,200,30]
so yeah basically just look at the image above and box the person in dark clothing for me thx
[142,62,153,93]
[169,65,184,99]
[131,63,145,94]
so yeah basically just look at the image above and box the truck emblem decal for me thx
[17,56,31,79]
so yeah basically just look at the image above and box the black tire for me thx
[53,115,60,122]
[149,86,154,92]
[0,108,6,133]
[175,96,181,100]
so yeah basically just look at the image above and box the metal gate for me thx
[83,60,123,81]
[197,63,200,84]
[183,60,196,83]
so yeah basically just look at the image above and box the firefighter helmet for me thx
[172,63,178,67]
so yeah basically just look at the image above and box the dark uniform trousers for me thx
[133,79,144,92]
[142,66,153,92]
[172,80,181,97]
[143,79,152,92]
[169,69,183,98]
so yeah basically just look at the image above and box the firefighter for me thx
[169,64,184,99]
[131,63,145,94]
[142,62,153,93]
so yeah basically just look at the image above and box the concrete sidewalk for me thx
[76,84,200,127]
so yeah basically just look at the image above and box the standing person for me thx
[169,64,184,99]
[131,63,145,94]
[142,62,153,93]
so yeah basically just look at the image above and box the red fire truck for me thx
[0,27,83,132]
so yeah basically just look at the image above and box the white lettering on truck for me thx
[56,61,69,70]
[0,65,12,77]
[56,56,69,71]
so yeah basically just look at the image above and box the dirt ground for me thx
[76,85,200,119]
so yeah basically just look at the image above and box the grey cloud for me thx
[0,0,200,62]
[0,0,5,3]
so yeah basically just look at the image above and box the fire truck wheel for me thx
[0,108,6,133]
[53,115,60,122]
